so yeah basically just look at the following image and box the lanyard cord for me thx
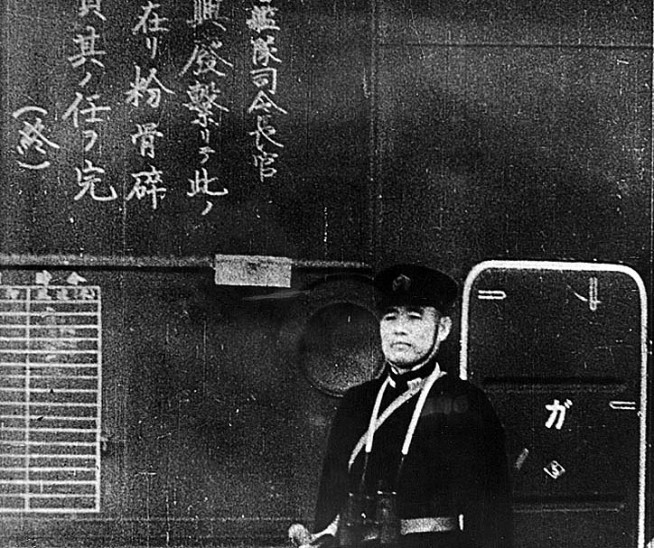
[349,382,421,470]
[366,377,391,454]
[356,366,445,492]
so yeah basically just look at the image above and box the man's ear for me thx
[436,315,452,343]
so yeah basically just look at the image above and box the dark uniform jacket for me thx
[314,363,513,548]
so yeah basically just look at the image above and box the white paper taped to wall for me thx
[214,254,293,288]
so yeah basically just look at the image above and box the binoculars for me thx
[338,491,400,547]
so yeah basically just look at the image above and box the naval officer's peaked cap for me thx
[373,264,459,314]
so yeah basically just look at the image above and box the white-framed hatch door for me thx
[460,260,647,548]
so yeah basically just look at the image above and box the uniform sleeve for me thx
[457,387,514,548]
[313,389,362,533]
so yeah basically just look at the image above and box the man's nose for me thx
[392,316,410,332]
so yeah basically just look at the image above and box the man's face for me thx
[379,305,450,368]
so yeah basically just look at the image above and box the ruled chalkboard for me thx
[0,264,379,546]
[0,284,102,514]
[0,1,373,261]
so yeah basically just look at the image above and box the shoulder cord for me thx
[348,367,446,481]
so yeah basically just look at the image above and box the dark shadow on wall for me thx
[374,50,650,279]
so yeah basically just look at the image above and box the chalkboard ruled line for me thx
[0,480,97,486]
[0,416,97,423]
[0,388,97,394]
[0,326,98,332]
[1,408,96,415]
[1,427,97,433]
[1,441,96,448]
[0,375,98,380]
[0,453,94,462]
[1,467,96,472]
[30,415,99,422]
[0,299,100,304]
[18,494,96,499]
[0,348,99,356]
[0,334,98,342]
[0,337,99,342]
[4,428,98,435]
[0,454,96,460]
[0,507,97,514]
[1,402,98,408]
[1,313,99,318]
[0,363,99,368]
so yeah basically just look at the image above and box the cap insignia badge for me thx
[392,274,412,292]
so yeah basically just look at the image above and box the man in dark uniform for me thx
[307,264,513,548]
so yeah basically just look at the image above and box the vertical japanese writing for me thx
[63,0,116,203]
[126,1,174,211]
[246,0,286,183]
[180,0,231,216]
[11,0,292,222]
[12,107,60,171]
[132,1,169,60]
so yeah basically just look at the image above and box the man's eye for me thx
[408,313,422,319]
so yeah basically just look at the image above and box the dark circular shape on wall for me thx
[298,302,383,397]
